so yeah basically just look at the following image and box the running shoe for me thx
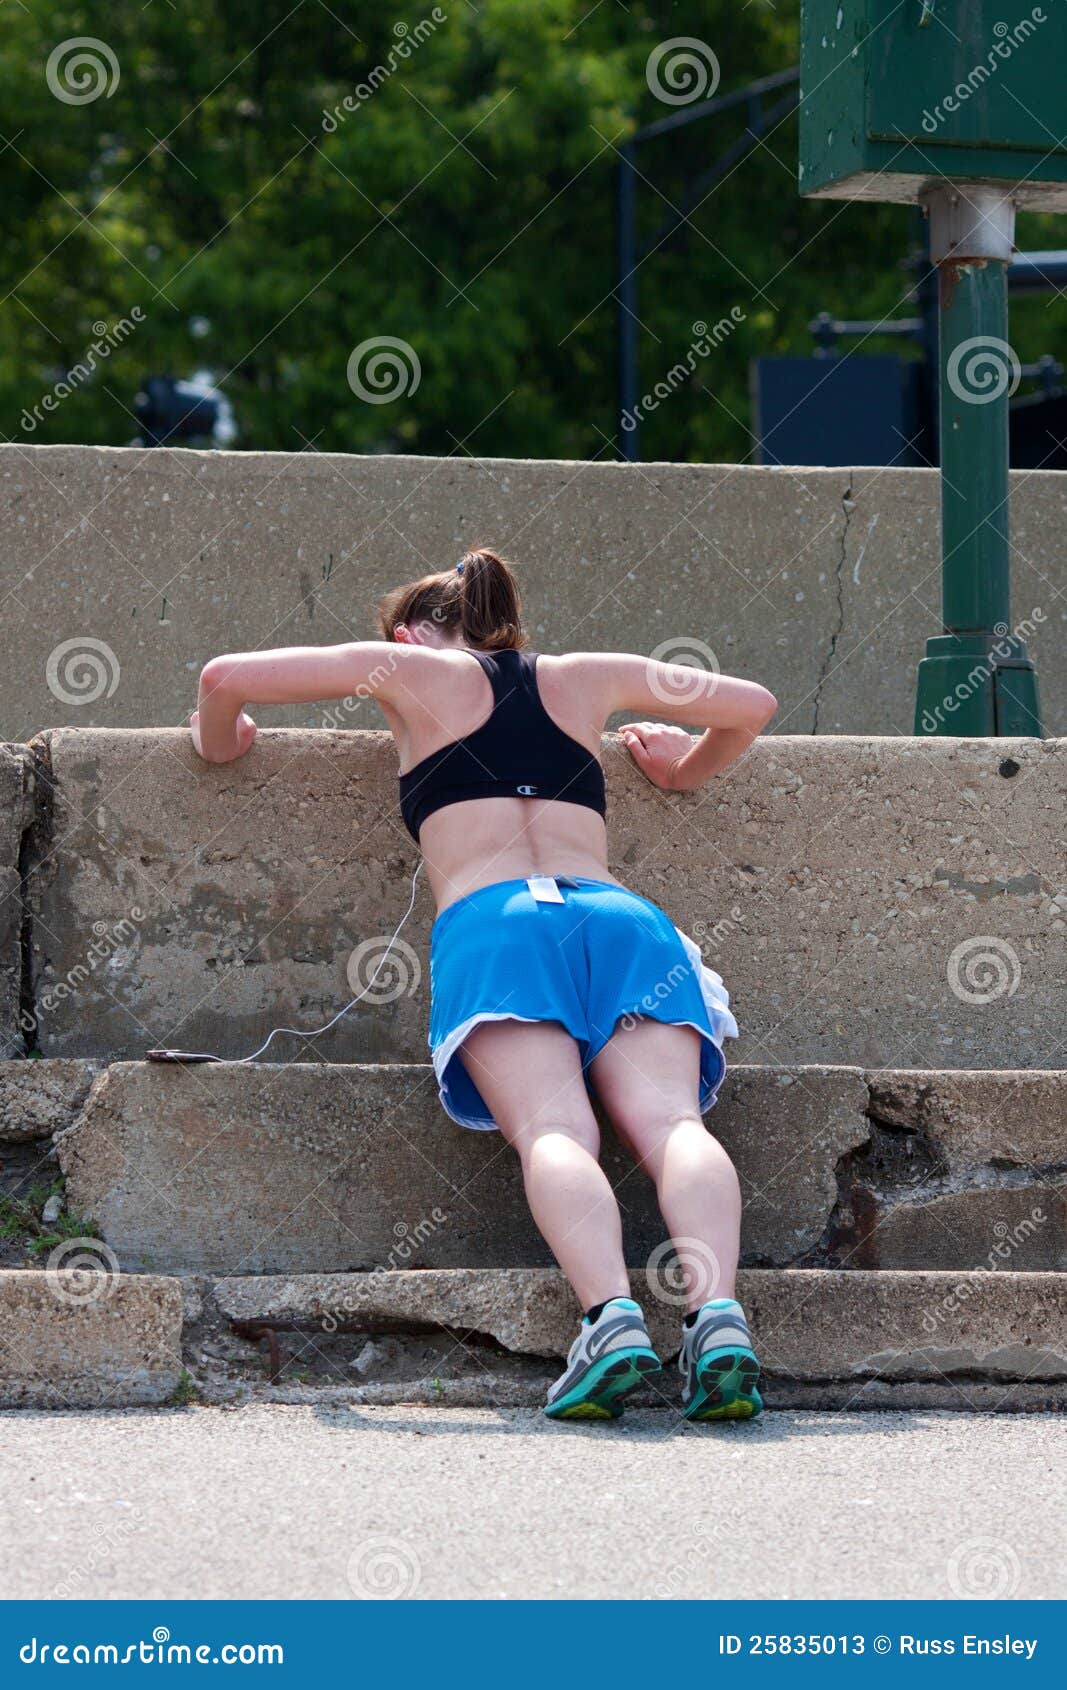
[544,1297,661,1420]
[679,1298,762,1421]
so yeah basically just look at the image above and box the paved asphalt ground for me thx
[0,1407,1062,1601]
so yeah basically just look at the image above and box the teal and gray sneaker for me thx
[680,1298,762,1421]
[544,1297,661,1421]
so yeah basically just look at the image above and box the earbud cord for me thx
[155,860,424,1064]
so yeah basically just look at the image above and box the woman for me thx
[192,547,777,1422]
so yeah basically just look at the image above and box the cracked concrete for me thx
[36,1059,1066,1276]
[54,1061,869,1274]
[0,744,33,1057]
[2,448,1066,737]
[811,474,853,734]
[205,1266,1067,1409]
[11,729,1066,1068]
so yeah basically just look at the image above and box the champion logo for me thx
[516,783,539,797]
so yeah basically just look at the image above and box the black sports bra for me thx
[398,649,607,842]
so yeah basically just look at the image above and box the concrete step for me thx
[43,1059,1067,1276]
[12,729,1067,1070]
[2,446,1065,741]
[0,1268,182,1408]
[190,1266,1067,1411]
[0,1257,1061,1411]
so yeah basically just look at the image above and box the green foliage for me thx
[171,1370,203,1407]
[1,1,1063,461]
[0,1179,101,1256]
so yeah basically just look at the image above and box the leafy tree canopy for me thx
[1,1,1063,460]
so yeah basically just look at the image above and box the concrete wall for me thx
[1,445,1065,742]
[18,729,1067,1070]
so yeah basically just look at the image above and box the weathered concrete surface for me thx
[2,447,1065,741]
[2,1405,1064,1600]
[870,1068,1067,1168]
[0,1269,182,1407]
[211,1266,1067,1408]
[837,1070,1067,1271]
[0,743,32,1058]
[834,468,1067,736]
[56,1062,869,1274]
[56,1061,1067,1275]
[860,1185,1067,1273]
[0,1058,99,1142]
[29,729,1067,1069]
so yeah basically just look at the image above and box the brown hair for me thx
[376,546,526,651]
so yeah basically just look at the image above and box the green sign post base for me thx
[913,186,1044,739]
[799,1,1064,740]
[914,634,1042,737]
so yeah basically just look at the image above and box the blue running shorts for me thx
[428,876,738,1132]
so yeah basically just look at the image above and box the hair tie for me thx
[455,561,465,575]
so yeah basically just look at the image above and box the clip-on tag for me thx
[527,875,565,904]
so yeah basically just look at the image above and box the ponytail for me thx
[377,545,525,650]
[456,547,524,651]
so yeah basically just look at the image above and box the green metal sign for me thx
[801,1,1067,207]
[799,0,1056,736]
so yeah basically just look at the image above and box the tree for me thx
[1,1,1062,461]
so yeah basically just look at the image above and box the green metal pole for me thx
[939,259,1011,635]
[914,185,1043,737]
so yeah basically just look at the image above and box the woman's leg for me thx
[458,1019,630,1311]
[588,1019,741,1310]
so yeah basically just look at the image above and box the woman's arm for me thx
[572,651,777,791]
[618,719,765,790]
[192,640,418,763]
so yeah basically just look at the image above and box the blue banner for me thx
[1,1601,1063,1683]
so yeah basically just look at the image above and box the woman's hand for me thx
[619,722,696,791]
[190,708,258,764]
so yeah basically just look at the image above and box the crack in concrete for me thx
[811,473,854,734]
[814,1084,1067,1267]
[12,740,54,1058]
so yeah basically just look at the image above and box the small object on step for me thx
[352,1339,384,1376]
[146,1049,220,1064]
